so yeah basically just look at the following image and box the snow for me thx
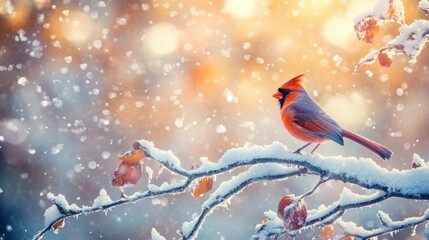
[338,188,382,206]
[137,140,186,173]
[356,19,429,70]
[92,189,112,208]
[424,222,429,239]
[353,0,404,24]
[337,218,377,236]
[189,142,290,175]
[394,20,429,61]
[202,163,296,209]
[181,216,199,237]
[339,209,429,238]
[47,193,79,212]
[181,163,297,238]
[151,228,166,240]
[44,205,62,227]
[420,0,429,15]
[412,153,427,168]
[147,179,187,192]
[186,141,429,198]
[252,210,285,238]
[307,189,386,224]
[377,210,393,226]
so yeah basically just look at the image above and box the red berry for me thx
[277,195,307,230]
[412,162,421,169]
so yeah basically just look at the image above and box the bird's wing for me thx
[291,110,344,145]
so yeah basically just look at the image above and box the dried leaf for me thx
[377,51,393,67]
[320,225,334,240]
[354,18,380,44]
[118,149,145,164]
[52,219,65,230]
[412,162,422,169]
[112,161,142,187]
[193,177,214,198]
[385,0,405,23]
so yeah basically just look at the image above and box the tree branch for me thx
[34,140,429,240]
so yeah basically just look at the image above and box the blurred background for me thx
[0,0,428,239]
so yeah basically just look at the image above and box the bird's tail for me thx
[343,129,393,161]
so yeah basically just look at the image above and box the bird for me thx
[272,74,393,160]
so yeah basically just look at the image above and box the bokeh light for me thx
[223,0,263,19]
[1,0,428,239]
[59,11,94,45]
[143,23,182,56]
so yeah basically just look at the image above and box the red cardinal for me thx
[272,74,393,160]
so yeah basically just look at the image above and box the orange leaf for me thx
[354,18,380,44]
[118,149,145,164]
[378,51,393,67]
[320,225,334,240]
[261,218,269,224]
[52,219,65,230]
[193,177,214,198]
[112,161,142,187]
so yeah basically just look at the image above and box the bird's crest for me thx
[278,74,305,91]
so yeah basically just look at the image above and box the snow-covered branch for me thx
[34,140,429,240]
[339,209,429,239]
[353,0,429,71]
[253,189,389,239]
[181,164,303,239]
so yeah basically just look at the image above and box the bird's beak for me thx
[272,91,283,100]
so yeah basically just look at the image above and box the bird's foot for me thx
[293,149,303,155]
[293,143,311,155]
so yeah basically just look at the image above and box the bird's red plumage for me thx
[273,74,393,160]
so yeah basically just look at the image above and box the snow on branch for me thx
[181,164,303,239]
[338,209,429,239]
[353,0,429,71]
[34,140,429,240]
[253,189,389,239]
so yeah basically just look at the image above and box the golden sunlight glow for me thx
[323,15,355,49]
[322,92,368,128]
[346,0,376,18]
[33,0,51,10]
[223,0,270,19]
[0,1,30,28]
[60,11,94,45]
[143,23,182,56]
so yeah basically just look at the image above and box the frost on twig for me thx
[338,209,429,239]
[354,0,429,71]
[252,188,389,239]
[34,140,429,240]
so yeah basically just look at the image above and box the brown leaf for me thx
[412,162,421,169]
[118,149,145,164]
[319,225,334,240]
[52,219,65,230]
[354,18,380,44]
[193,177,214,198]
[378,51,393,67]
[386,0,405,23]
[112,161,142,187]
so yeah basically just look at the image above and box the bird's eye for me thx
[278,88,290,95]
